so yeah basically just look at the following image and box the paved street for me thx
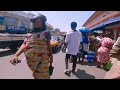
[0,48,107,79]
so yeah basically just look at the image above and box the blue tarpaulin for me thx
[89,23,104,31]
[79,27,90,33]
[104,16,120,25]
[89,16,120,31]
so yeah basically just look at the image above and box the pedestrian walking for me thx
[61,35,66,52]
[64,22,82,74]
[89,32,101,60]
[10,15,53,79]
[80,32,89,62]
[61,35,66,45]
[97,34,114,70]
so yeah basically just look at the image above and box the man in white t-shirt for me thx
[64,22,82,74]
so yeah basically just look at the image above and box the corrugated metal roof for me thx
[89,16,120,31]
[104,16,120,25]
[89,23,104,30]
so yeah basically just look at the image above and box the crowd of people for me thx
[10,14,120,79]
[62,24,115,73]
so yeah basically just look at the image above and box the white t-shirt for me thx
[65,30,82,55]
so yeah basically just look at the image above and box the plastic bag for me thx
[106,61,113,70]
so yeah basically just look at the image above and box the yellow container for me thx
[52,41,58,46]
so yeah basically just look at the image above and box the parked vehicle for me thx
[0,33,26,50]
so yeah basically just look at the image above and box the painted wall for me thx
[85,11,115,28]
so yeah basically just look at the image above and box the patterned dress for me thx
[97,37,114,63]
[23,30,51,79]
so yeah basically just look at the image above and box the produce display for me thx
[51,36,63,52]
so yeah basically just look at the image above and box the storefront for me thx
[105,23,120,41]
[0,25,6,31]
[89,16,120,41]
[0,16,4,25]
[0,11,35,33]
[0,16,6,32]
[3,16,19,26]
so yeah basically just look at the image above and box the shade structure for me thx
[89,16,120,32]
[79,27,90,33]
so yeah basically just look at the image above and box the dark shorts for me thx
[77,51,88,56]
[66,54,77,60]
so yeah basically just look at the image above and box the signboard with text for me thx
[6,25,26,34]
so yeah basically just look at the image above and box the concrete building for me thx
[60,31,67,36]
[0,11,36,33]
[46,23,54,31]
[0,11,54,33]
[50,28,61,36]
[82,11,120,41]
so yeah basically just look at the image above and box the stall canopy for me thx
[79,27,89,33]
[89,16,120,31]
[79,27,94,33]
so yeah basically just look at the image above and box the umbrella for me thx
[79,27,90,33]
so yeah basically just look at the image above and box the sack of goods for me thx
[86,51,96,61]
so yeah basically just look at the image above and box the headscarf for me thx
[101,37,114,49]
